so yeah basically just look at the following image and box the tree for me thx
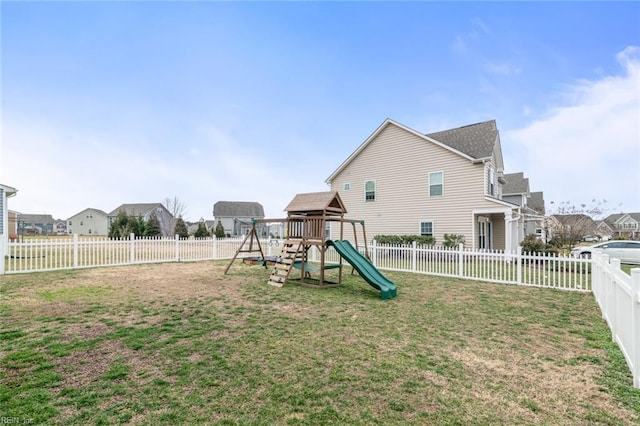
[163,196,187,236]
[108,211,132,239]
[145,213,162,237]
[174,216,189,239]
[130,215,146,237]
[194,220,211,238]
[215,221,225,238]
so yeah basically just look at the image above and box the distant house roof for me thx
[68,207,108,220]
[19,214,55,223]
[326,118,502,184]
[502,172,530,196]
[603,213,625,226]
[213,201,265,218]
[108,203,167,217]
[285,191,347,216]
[528,191,545,215]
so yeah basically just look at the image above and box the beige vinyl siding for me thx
[330,123,501,245]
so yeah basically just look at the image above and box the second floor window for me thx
[429,172,443,197]
[487,167,495,196]
[344,183,350,191]
[365,180,376,202]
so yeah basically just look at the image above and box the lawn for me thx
[1,261,638,425]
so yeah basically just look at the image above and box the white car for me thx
[571,240,640,264]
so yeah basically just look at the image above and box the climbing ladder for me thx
[268,238,304,287]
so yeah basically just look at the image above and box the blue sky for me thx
[2,1,639,221]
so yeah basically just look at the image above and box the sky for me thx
[1,1,639,222]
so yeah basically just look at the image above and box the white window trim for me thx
[419,220,434,237]
[364,179,376,202]
[343,182,351,191]
[428,171,444,197]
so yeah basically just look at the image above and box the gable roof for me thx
[108,203,167,217]
[527,191,545,215]
[502,172,530,195]
[325,118,500,184]
[68,207,108,220]
[284,191,347,216]
[213,201,265,218]
[425,120,499,160]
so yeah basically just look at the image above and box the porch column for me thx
[504,211,513,254]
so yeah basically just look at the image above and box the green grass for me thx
[1,261,638,425]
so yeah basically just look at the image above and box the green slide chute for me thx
[327,240,397,300]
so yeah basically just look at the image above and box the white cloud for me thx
[505,46,640,213]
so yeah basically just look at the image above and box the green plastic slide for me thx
[327,240,397,300]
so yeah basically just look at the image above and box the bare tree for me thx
[163,196,187,235]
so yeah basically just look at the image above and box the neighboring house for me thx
[19,214,55,235]
[213,201,265,237]
[324,118,524,252]
[1,185,18,256]
[547,214,597,242]
[54,219,68,235]
[594,220,614,241]
[67,208,109,236]
[108,203,174,236]
[502,173,546,242]
[604,212,640,240]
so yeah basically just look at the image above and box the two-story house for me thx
[502,172,546,241]
[604,212,640,240]
[325,118,523,252]
[18,214,55,235]
[67,208,109,236]
[108,203,174,236]
[213,201,265,237]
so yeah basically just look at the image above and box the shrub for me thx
[443,233,465,248]
[373,235,436,246]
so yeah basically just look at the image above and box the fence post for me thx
[458,243,464,278]
[610,258,621,343]
[212,237,217,260]
[412,241,417,272]
[175,234,180,262]
[631,268,640,388]
[73,234,79,268]
[516,246,522,285]
[129,233,135,264]
[372,240,377,267]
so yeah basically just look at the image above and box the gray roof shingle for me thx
[426,120,498,160]
[503,172,530,195]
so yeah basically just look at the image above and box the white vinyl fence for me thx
[591,251,640,388]
[1,234,283,274]
[310,241,592,292]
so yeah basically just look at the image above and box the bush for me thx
[443,233,465,248]
[373,235,436,246]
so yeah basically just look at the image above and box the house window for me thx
[365,180,376,202]
[429,172,443,197]
[487,167,495,196]
[420,221,433,237]
[344,183,350,191]
[80,221,83,226]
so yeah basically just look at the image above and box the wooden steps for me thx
[268,239,303,287]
